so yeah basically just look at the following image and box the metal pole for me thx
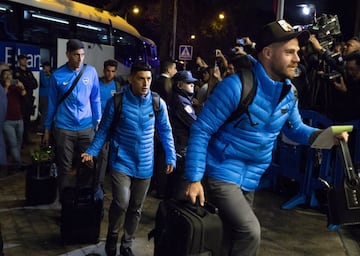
[276,0,285,20]
[171,0,177,60]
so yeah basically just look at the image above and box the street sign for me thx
[179,45,193,60]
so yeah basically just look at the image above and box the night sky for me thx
[77,0,358,61]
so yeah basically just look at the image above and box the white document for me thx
[311,125,353,149]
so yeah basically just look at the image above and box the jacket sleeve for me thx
[155,98,177,167]
[44,75,59,130]
[281,100,320,145]
[86,97,114,157]
[185,75,242,182]
[90,66,102,124]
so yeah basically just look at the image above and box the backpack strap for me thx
[108,92,123,139]
[225,68,256,124]
[115,78,124,92]
[151,91,161,117]
[55,64,87,116]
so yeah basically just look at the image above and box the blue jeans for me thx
[3,119,23,166]
[204,176,261,256]
[107,171,151,249]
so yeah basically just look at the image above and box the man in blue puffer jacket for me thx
[81,62,176,256]
[185,20,349,256]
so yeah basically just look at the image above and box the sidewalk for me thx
[1,132,360,255]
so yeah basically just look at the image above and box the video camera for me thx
[308,13,342,50]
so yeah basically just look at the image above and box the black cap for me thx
[66,39,84,52]
[256,20,310,51]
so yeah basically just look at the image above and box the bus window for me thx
[23,9,71,45]
[0,3,18,40]
[75,21,109,45]
[113,30,139,67]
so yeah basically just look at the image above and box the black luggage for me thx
[25,146,57,205]
[60,161,104,244]
[149,199,223,256]
[327,139,360,226]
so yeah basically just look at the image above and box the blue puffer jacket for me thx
[86,86,176,179]
[185,57,319,191]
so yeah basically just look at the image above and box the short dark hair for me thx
[104,59,118,69]
[160,60,176,73]
[66,39,84,52]
[130,62,152,75]
[42,61,51,67]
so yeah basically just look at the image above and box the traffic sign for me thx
[179,45,193,60]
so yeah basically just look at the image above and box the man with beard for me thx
[184,20,349,256]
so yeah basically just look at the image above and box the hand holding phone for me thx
[11,79,18,85]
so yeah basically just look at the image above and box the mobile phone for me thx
[236,38,245,46]
[11,79,18,85]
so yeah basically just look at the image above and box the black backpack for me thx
[227,68,298,126]
[225,68,257,124]
[108,91,161,137]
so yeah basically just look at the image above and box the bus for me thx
[0,0,159,119]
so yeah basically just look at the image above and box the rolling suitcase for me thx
[327,139,360,226]
[60,161,104,244]
[149,199,223,256]
[25,145,57,205]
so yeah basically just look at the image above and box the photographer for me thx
[308,34,344,73]
[330,52,360,122]
[1,69,26,171]
[343,37,360,57]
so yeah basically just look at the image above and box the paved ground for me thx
[1,133,360,256]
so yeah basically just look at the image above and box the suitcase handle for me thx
[183,199,219,217]
[73,158,99,205]
[339,139,360,187]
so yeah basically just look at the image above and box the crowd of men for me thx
[0,17,359,256]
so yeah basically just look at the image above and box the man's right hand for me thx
[186,181,205,206]
[81,153,93,163]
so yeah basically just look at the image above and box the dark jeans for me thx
[97,141,109,185]
[54,127,94,191]
[204,176,261,256]
[107,171,151,249]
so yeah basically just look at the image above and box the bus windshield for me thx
[0,0,159,75]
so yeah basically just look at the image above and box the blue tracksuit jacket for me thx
[45,63,101,130]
